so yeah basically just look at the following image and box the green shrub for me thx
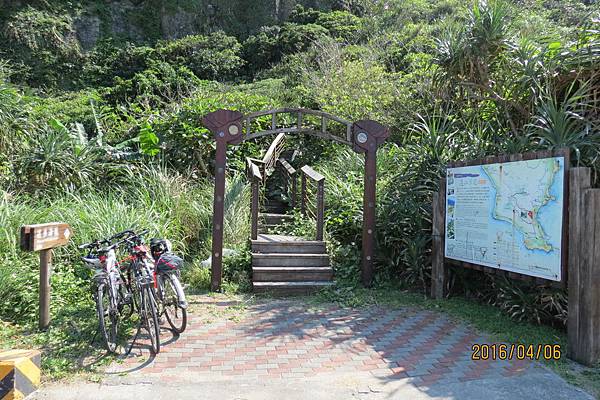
[222,248,252,293]
[104,60,201,106]
[306,53,399,124]
[242,26,282,76]
[156,32,244,81]
[1,7,83,87]
[83,42,156,87]
[316,10,364,43]
[279,23,330,55]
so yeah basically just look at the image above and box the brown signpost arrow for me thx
[20,222,72,330]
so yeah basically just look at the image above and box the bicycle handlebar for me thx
[79,229,150,253]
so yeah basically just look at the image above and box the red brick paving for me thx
[109,297,532,387]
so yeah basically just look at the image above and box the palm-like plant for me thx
[528,81,599,167]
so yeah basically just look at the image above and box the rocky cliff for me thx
[2,0,335,51]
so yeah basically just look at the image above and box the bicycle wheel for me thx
[96,283,118,353]
[117,283,135,319]
[142,286,161,354]
[162,274,187,333]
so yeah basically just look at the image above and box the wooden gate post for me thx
[202,109,244,292]
[38,249,52,329]
[567,167,600,365]
[351,120,389,287]
[20,223,72,330]
[431,180,448,299]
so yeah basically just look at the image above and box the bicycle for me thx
[116,230,161,355]
[79,236,133,353]
[151,238,188,334]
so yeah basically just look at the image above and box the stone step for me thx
[259,212,294,225]
[251,234,327,254]
[252,253,329,267]
[253,281,334,295]
[252,267,333,282]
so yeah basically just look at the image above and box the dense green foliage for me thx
[0,0,599,378]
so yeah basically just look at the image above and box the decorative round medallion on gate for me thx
[357,132,368,144]
[228,124,239,135]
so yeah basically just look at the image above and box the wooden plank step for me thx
[262,204,288,213]
[252,241,326,254]
[251,234,326,254]
[253,267,333,282]
[260,213,293,225]
[258,224,279,233]
[252,253,329,267]
[253,281,334,295]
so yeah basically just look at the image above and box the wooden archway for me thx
[202,108,389,291]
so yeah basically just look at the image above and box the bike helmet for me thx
[150,238,172,259]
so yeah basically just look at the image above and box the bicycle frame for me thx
[84,249,121,312]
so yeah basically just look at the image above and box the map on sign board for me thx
[444,157,565,281]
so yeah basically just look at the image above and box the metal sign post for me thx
[20,222,72,330]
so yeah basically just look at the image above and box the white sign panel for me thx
[444,157,565,281]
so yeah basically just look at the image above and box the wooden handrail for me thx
[278,158,296,175]
[300,165,324,182]
[277,158,297,208]
[246,157,263,182]
[246,157,262,240]
[262,132,285,164]
[299,165,325,241]
[261,132,286,177]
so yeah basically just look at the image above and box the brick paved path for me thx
[108,296,531,388]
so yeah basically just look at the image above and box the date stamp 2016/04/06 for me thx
[471,344,561,361]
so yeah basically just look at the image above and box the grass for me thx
[0,307,117,381]
[0,167,251,381]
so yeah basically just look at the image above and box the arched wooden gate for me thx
[202,108,389,291]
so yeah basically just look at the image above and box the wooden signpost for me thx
[20,223,72,330]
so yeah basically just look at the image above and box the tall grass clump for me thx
[0,166,250,323]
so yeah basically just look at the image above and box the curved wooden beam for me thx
[242,108,353,146]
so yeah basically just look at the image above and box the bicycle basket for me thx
[155,252,183,273]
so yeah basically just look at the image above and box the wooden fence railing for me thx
[277,157,297,208]
[299,165,325,241]
[246,157,262,240]
[246,132,326,243]
[247,132,286,181]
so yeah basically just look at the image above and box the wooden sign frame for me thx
[432,148,570,299]
[20,223,72,252]
[432,148,600,366]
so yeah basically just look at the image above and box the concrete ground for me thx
[31,296,593,400]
